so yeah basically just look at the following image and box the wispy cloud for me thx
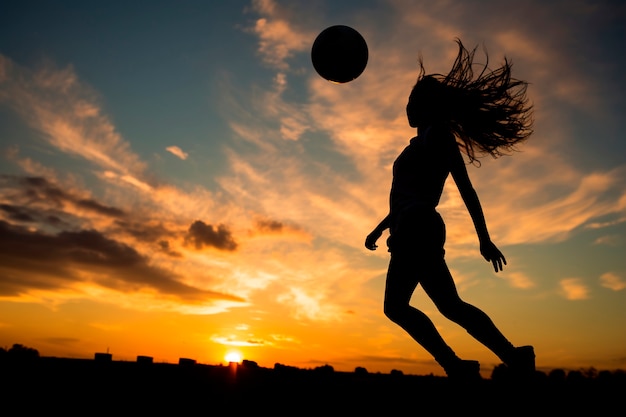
[277,287,334,321]
[246,0,313,70]
[476,161,626,246]
[211,335,270,347]
[165,146,188,160]
[1,175,125,221]
[0,55,147,182]
[593,234,622,246]
[249,217,312,242]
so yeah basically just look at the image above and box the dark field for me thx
[2,356,624,415]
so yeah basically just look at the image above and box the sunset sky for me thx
[1,0,625,377]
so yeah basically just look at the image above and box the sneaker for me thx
[507,345,535,378]
[444,359,481,381]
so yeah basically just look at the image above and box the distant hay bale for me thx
[178,357,196,366]
[94,352,112,362]
[137,355,153,364]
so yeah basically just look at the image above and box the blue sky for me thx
[0,0,625,376]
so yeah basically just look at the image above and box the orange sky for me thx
[1,0,625,378]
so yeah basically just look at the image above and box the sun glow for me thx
[225,351,242,363]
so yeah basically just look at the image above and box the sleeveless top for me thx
[389,126,455,230]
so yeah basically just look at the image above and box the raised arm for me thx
[365,214,390,251]
[449,145,506,272]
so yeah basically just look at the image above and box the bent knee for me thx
[384,302,408,323]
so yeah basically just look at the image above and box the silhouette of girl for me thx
[365,40,535,380]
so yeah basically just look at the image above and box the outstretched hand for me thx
[480,240,507,272]
[365,229,382,251]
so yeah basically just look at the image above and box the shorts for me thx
[386,207,446,257]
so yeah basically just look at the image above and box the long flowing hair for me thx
[410,39,533,163]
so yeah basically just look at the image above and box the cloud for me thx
[425,134,626,251]
[0,204,37,222]
[593,235,622,246]
[0,220,243,304]
[256,218,285,233]
[184,220,238,251]
[471,163,626,247]
[0,175,186,256]
[276,287,327,321]
[246,0,313,70]
[249,217,312,242]
[270,333,299,344]
[559,278,589,300]
[5,175,125,218]
[211,335,269,347]
[157,240,182,258]
[0,170,262,315]
[600,272,626,292]
[0,175,127,234]
[503,272,535,289]
[0,55,148,184]
[114,219,174,244]
[166,146,189,160]
[0,172,249,312]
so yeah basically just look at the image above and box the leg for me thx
[420,258,516,363]
[383,254,459,367]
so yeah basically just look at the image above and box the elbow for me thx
[460,187,478,203]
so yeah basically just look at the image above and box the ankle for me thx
[505,345,535,371]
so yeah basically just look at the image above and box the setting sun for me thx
[225,352,242,363]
